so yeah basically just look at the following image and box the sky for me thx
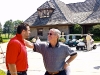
[0,0,85,25]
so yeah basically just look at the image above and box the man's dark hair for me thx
[17,23,29,34]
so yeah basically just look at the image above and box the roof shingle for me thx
[24,0,100,26]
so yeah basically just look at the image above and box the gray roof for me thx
[67,0,95,13]
[37,1,55,10]
[24,0,100,26]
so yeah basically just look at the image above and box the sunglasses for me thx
[48,33,54,35]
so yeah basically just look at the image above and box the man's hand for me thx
[64,53,77,69]
[64,62,69,70]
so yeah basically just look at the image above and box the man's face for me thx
[23,26,30,39]
[47,30,58,42]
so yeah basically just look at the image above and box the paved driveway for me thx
[0,42,100,75]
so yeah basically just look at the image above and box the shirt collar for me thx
[48,41,59,48]
[16,34,25,45]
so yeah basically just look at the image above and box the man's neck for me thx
[50,40,58,47]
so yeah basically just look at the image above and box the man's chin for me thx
[25,37,29,40]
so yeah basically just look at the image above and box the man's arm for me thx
[64,53,77,69]
[8,64,17,75]
[24,39,34,49]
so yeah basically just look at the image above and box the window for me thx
[69,26,73,34]
[46,9,50,17]
[38,10,42,18]
[43,10,47,17]
[37,8,54,18]
[37,28,43,36]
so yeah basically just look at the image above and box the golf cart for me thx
[64,39,78,47]
[76,39,97,50]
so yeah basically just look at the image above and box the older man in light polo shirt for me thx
[25,28,77,75]
[86,33,92,51]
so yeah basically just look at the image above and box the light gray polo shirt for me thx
[34,42,77,72]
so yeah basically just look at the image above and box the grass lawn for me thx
[2,38,10,43]
[0,34,15,43]
[0,33,100,43]
[94,41,100,43]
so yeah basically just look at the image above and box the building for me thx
[24,0,100,40]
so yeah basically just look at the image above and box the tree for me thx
[90,24,100,36]
[3,20,14,38]
[72,24,82,34]
[90,24,100,41]
[0,22,2,37]
[13,20,23,34]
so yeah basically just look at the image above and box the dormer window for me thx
[37,8,54,18]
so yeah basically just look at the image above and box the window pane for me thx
[37,28,43,36]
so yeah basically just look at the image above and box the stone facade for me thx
[29,25,69,40]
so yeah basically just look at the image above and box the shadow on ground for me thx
[94,66,100,70]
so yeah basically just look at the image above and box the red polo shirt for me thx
[6,34,28,71]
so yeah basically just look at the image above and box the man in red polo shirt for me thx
[6,23,31,75]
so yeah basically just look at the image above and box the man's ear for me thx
[22,30,25,34]
[23,29,26,32]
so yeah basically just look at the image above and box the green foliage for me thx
[2,38,10,43]
[0,37,3,43]
[3,20,13,33]
[93,36,100,41]
[3,20,14,38]
[0,69,6,75]
[13,20,23,34]
[0,19,23,42]
[0,22,2,37]
[90,24,100,41]
[90,24,100,36]
[0,34,14,43]
[72,24,82,34]
[2,20,23,38]
[59,37,65,43]
[13,20,23,26]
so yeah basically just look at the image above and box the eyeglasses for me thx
[48,33,53,35]
[48,33,56,36]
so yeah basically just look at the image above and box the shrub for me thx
[73,24,82,34]
[93,36,100,41]
[0,37,3,43]
[59,37,65,43]
[90,24,100,36]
